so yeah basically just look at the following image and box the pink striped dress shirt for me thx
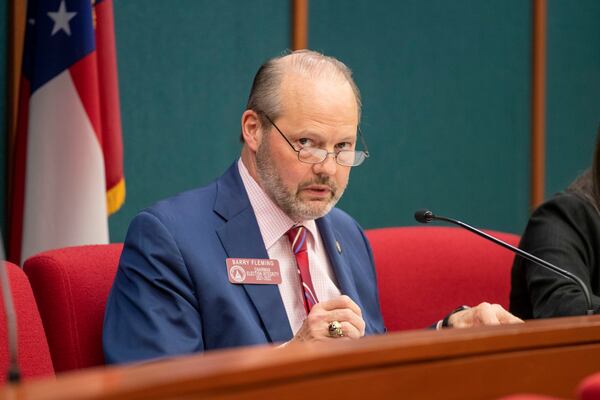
[237,159,342,334]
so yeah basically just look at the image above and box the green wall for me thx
[109,1,290,241]
[85,0,600,240]
[2,1,599,247]
[310,1,531,233]
[546,0,600,196]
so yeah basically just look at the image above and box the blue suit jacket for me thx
[103,163,385,364]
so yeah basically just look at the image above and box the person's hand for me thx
[290,295,365,343]
[448,302,524,328]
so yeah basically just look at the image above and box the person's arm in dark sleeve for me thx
[518,195,600,318]
[103,210,203,364]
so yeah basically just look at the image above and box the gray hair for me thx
[241,49,362,142]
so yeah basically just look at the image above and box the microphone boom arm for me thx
[427,213,594,316]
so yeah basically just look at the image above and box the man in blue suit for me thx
[103,50,521,364]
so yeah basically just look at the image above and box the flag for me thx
[8,0,124,264]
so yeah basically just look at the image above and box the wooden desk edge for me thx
[6,315,600,400]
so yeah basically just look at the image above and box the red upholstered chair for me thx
[578,371,600,400]
[498,371,600,400]
[23,244,123,372]
[0,262,53,381]
[365,226,519,331]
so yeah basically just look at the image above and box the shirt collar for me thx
[237,158,318,249]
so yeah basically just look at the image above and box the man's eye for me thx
[298,138,314,147]
[335,142,352,150]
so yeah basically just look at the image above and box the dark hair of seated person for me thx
[510,127,600,319]
[566,134,600,214]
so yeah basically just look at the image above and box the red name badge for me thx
[226,258,282,285]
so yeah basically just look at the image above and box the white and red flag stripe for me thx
[9,0,124,264]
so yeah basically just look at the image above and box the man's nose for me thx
[312,153,338,176]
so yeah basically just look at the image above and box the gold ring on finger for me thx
[328,320,344,337]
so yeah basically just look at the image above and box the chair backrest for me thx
[578,371,600,400]
[0,262,53,381]
[365,226,519,331]
[23,244,123,372]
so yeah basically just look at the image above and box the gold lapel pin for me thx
[335,240,342,254]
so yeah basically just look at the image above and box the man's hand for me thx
[448,302,524,328]
[291,295,365,343]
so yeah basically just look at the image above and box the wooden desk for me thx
[4,315,600,400]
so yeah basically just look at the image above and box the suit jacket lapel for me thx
[214,163,293,343]
[316,216,362,307]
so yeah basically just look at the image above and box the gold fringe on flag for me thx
[106,178,126,215]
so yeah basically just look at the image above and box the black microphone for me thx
[414,209,595,316]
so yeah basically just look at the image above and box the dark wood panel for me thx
[531,0,547,209]
[292,0,308,49]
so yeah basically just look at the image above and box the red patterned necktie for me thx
[287,226,319,314]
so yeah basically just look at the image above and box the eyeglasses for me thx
[263,114,370,167]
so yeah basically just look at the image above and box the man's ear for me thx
[241,110,264,152]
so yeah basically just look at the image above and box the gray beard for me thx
[255,141,344,222]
